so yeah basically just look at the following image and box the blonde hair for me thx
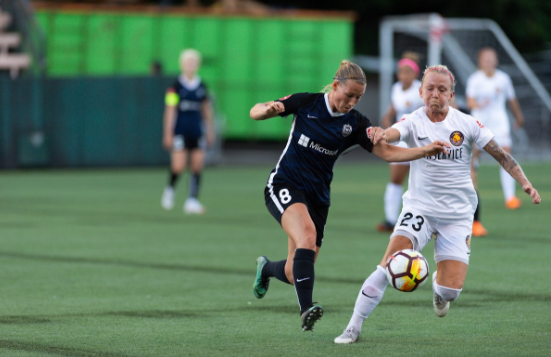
[421,64,456,92]
[322,60,366,93]
[179,48,202,66]
[401,51,420,64]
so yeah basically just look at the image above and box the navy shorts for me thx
[264,185,329,247]
[172,135,206,151]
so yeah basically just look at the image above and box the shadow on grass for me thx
[0,251,366,285]
[0,339,133,357]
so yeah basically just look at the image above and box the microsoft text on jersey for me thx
[298,134,339,156]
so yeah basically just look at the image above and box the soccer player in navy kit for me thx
[161,49,214,214]
[250,60,451,332]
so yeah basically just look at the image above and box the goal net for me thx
[379,13,551,161]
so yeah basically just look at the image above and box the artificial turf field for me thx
[0,161,550,357]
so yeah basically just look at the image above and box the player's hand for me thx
[423,140,451,157]
[522,183,541,204]
[265,101,285,116]
[163,135,173,151]
[369,127,387,145]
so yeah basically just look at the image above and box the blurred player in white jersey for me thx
[377,52,424,232]
[466,47,525,236]
[334,65,541,344]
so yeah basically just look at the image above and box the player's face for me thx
[331,80,365,114]
[419,72,454,112]
[397,66,416,86]
[181,57,200,76]
[479,50,498,72]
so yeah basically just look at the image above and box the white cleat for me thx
[432,271,450,318]
[161,187,175,210]
[334,327,360,344]
[184,198,206,215]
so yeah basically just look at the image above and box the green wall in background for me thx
[35,10,353,140]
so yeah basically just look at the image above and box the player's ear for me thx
[332,80,339,91]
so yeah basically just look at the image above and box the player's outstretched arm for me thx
[371,140,450,162]
[483,139,541,204]
[250,101,285,121]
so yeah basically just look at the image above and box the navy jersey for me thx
[166,76,209,138]
[267,92,374,206]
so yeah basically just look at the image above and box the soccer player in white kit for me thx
[466,48,525,236]
[334,65,541,344]
[377,54,425,232]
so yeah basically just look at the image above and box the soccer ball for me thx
[385,249,429,292]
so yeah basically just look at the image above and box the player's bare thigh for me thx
[171,150,188,173]
[190,148,205,173]
[281,203,320,284]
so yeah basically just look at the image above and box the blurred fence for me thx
[0,75,171,168]
[31,7,353,141]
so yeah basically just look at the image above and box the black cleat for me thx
[301,305,323,332]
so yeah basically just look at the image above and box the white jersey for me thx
[393,106,494,219]
[391,79,423,121]
[466,69,516,132]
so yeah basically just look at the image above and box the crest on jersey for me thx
[279,94,291,101]
[342,124,352,137]
[449,130,464,146]
[466,235,471,253]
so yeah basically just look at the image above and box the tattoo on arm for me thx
[483,139,525,184]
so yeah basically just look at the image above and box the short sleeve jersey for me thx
[392,106,494,219]
[267,92,374,206]
[165,75,209,138]
[391,79,423,121]
[466,69,515,127]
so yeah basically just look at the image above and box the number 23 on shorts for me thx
[396,210,430,243]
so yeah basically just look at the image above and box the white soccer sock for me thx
[499,167,516,201]
[433,280,462,301]
[347,266,388,332]
[384,183,403,224]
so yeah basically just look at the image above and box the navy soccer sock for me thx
[189,173,201,198]
[262,259,290,284]
[293,248,316,314]
[169,172,179,188]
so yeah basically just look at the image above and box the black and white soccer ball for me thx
[385,249,429,292]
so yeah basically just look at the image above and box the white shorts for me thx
[390,206,473,265]
[480,119,512,148]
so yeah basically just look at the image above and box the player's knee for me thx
[295,226,317,249]
[438,285,462,302]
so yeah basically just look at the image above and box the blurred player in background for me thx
[250,60,450,332]
[377,52,424,232]
[335,65,540,344]
[161,49,215,214]
[466,47,525,236]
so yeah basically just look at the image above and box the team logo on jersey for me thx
[342,124,352,137]
[466,235,471,253]
[279,94,291,101]
[449,130,465,146]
